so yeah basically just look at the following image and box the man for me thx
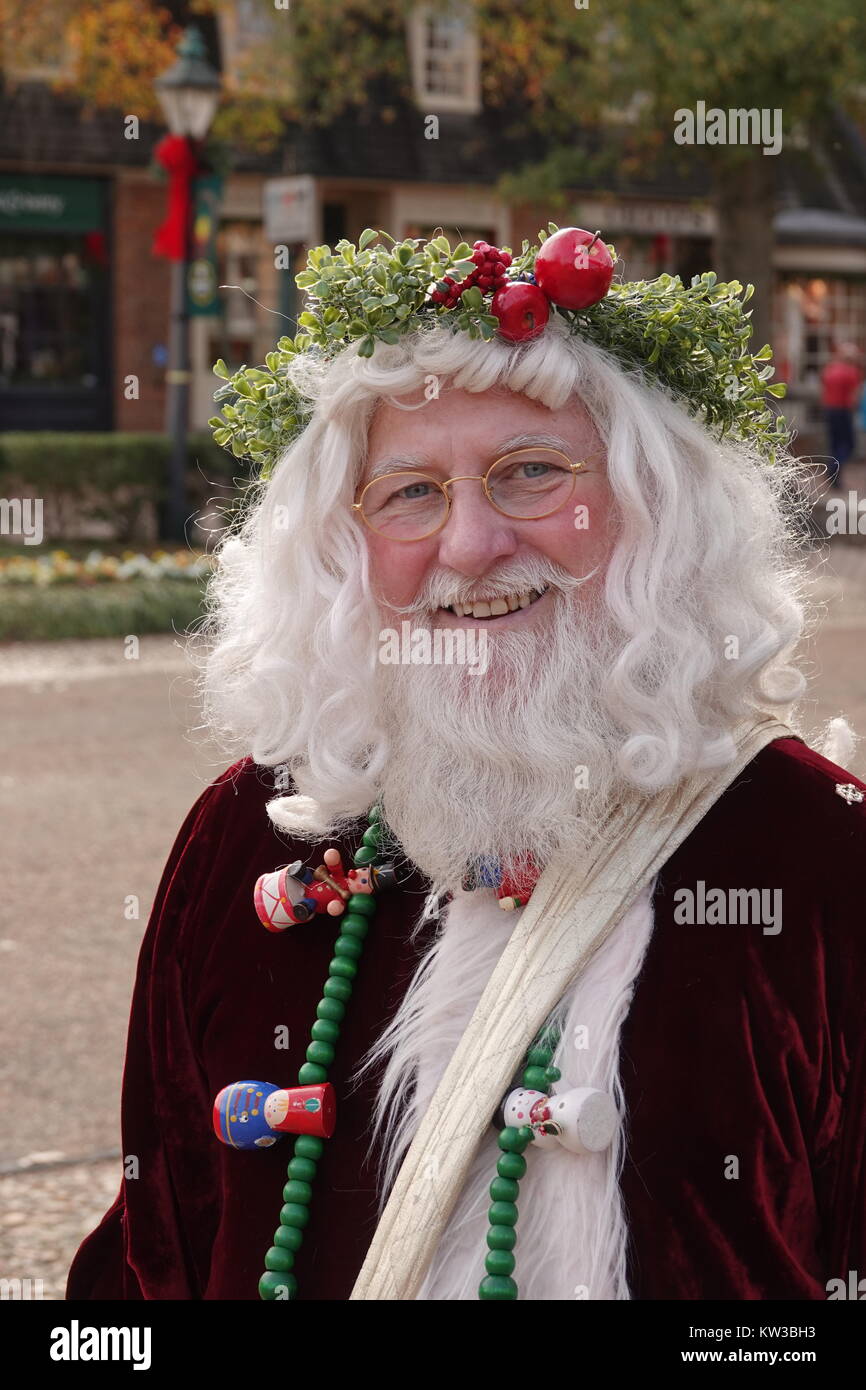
[68,228,866,1301]
[820,342,863,488]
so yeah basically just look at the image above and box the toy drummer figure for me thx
[254,849,395,929]
[69,224,866,1304]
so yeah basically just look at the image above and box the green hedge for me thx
[0,578,208,641]
[0,432,245,541]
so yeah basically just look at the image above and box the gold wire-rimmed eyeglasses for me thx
[353,446,595,542]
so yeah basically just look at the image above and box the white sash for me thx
[350,715,794,1299]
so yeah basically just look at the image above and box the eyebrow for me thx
[364,431,576,481]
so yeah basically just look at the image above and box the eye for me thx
[517,460,556,478]
[396,480,435,500]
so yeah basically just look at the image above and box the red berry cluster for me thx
[430,240,513,309]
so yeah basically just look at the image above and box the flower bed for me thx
[0,548,213,587]
[0,549,214,641]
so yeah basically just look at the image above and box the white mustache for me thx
[386,561,597,617]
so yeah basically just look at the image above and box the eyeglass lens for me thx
[360,447,578,539]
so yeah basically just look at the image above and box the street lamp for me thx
[153,25,221,541]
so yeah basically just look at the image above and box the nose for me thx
[435,478,519,576]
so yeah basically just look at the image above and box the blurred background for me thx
[1,0,865,1299]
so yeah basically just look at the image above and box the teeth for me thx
[446,586,547,617]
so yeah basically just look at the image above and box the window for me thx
[218,0,286,97]
[773,274,866,424]
[1,2,75,83]
[406,3,481,114]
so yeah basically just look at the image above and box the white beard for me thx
[346,572,655,1300]
[373,573,629,895]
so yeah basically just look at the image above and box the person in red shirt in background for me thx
[821,343,864,487]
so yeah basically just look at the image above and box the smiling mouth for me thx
[438,586,549,620]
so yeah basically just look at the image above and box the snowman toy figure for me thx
[500,1085,618,1155]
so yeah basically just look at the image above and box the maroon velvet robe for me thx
[66,737,866,1300]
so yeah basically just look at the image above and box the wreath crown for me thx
[209,222,790,479]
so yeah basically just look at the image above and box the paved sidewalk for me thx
[0,1160,120,1302]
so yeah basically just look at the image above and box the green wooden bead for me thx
[316,997,345,1022]
[488,1201,518,1227]
[361,827,380,848]
[544,1066,561,1085]
[346,893,376,917]
[489,1176,520,1203]
[294,1134,323,1159]
[306,1040,335,1066]
[497,1152,527,1180]
[367,805,381,822]
[279,1202,310,1229]
[297,1062,328,1084]
[323,977,353,1001]
[288,1156,317,1183]
[523,1065,549,1090]
[339,914,369,938]
[282,1180,312,1205]
[264,1245,295,1272]
[352,846,377,867]
[274,1225,303,1251]
[484,1249,516,1276]
[486,1225,517,1251]
[334,935,363,959]
[311,1018,340,1044]
[478,1274,517,1300]
[526,1046,552,1067]
[329,957,357,980]
[259,1270,296,1300]
[499,1126,532,1154]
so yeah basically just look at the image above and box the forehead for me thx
[363,386,601,479]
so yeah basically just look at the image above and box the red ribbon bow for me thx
[152,133,202,261]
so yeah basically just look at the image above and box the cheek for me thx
[366,536,436,607]
[527,489,614,573]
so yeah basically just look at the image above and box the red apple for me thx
[533,227,615,311]
[491,282,550,342]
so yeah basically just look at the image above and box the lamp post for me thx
[153,25,221,542]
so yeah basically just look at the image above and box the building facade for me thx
[2,2,865,449]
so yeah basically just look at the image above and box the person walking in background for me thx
[821,343,864,488]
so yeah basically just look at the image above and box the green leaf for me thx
[213,358,229,379]
[358,229,378,251]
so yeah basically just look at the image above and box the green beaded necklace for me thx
[256,805,561,1301]
[479,1024,562,1300]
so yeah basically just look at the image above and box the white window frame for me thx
[406,3,481,115]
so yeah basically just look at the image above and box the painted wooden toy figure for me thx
[254,849,395,931]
